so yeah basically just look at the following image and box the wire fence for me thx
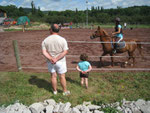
[21,66,150,71]
[1,40,150,71]
[1,40,150,44]
[67,41,150,44]
[1,54,150,58]
[1,39,150,58]
[19,40,149,71]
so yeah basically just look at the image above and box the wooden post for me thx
[13,40,22,71]
[22,25,25,32]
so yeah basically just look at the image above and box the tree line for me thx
[0,3,150,25]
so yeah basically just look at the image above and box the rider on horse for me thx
[112,17,123,53]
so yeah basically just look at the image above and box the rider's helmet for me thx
[115,17,120,22]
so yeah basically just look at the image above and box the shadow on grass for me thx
[28,75,53,93]
[66,76,80,86]
[90,60,124,68]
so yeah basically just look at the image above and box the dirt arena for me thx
[0,28,150,72]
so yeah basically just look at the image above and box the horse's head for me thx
[90,26,103,39]
[90,26,106,39]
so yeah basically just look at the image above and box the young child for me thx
[76,54,92,89]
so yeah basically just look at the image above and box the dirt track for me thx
[0,28,150,72]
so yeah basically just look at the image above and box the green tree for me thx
[31,1,36,15]
[37,6,44,17]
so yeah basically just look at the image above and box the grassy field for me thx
[0,71,150,107]
[2,22,150,32]
[74,23,150,29]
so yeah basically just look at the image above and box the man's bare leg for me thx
[59,73,67,92]
[51,72,57,91]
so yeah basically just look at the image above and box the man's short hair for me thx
[51,24,60,33]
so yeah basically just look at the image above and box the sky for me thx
[0,0,150,11]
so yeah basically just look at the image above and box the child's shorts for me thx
[80,72,89,78]
[47,60,67,74]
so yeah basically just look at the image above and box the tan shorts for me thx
[47,60,67,74]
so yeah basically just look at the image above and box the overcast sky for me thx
[0,0,150,11]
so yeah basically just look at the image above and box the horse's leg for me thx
[132,53,135,66]
[110,53,114,66]
[99,52,107,67]
[127,52,135,66]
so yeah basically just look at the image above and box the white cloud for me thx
[0,0,16,6]
[40,6,47,11]
[0,0,150,11]
[39,0,85,11]
[120,0,150,8]
[0,1,8,6]
[111,0,123,4]
[21,0,32,6]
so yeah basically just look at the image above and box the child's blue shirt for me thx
[78,61,91,71]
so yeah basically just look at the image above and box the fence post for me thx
[13,40,22,71]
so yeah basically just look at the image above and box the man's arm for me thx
[53,50,68,63]
[42,49,54,63]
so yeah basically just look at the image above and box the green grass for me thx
[126,24,150,28]
[0,71,150,107]
[4,29,23,32]
[3,22,150,32]
[92,23,150,29]
[74,23,150,29]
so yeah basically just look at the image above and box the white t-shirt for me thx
[42,34,69,62]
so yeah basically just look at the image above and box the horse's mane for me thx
[102,29,109,36]
[101,29,111,40]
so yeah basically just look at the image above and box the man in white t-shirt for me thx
[42,24,70,95]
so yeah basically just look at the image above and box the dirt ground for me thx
[0,28,150,72]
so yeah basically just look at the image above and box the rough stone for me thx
[125,108,132,113]
[44,99,56,106]
[72,107,81,113]
[80,105,90,112]
[62,102,71,113]
[45,105,54,113]
[140,104,150,113]
[135,99,146,107]
[29,102,44,113]
[87,105,101,110]
[83,101,91,106]
[116,106,122,111]
[1,99,150,113]
[53,103,60,112]
[94,110,104,113]
[65,108,72,113]
[58,102,64,112]
[111,102,120,108]
[3,103,31,113]
[75,105,83,110]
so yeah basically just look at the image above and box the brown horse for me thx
[90,26,143,67]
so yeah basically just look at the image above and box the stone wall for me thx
[0,99,150,113]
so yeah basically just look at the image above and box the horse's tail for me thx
[136,41,144,59]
